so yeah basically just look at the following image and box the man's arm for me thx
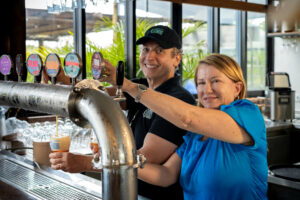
[137,133,177,164]
[49,152,101,173]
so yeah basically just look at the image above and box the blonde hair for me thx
[194,54,246,101]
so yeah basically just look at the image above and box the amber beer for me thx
[50,134,71,152]
[90,131,99,153]
[90,141,99,153]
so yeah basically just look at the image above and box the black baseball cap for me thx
[136,25,181,49]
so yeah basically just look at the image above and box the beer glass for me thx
[89,130,99,153]
[50,131,70,152]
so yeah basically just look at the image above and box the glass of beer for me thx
[50,132,71,152]
[89,130,99,153]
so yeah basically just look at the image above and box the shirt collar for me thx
[155,75,181,93]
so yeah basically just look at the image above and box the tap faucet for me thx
[114,61,126,102]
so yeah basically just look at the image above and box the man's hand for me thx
[99,59,117,85]
[49,152,93,173]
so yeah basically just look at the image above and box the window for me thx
[182,4,209,94]
[85,1,125,79]
[247,12,266,90]
[26,0,74,82]
[136,0,171,77]
[247,0,267,5]
[220,8,238,61]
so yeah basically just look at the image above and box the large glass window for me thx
[135,0,171,77]
[182,4,209,94]
[220,8,238,60]
[247,0,267,5]
[26,0,74,82]
[247,12,266,90]
[85,1,125,79]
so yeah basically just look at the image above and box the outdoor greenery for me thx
[26,18,208,85]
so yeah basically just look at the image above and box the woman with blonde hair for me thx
[101,53,268,199]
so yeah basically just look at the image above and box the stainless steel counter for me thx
[265,120,294,132]
[0,150,150,200]
[0,150,102,200]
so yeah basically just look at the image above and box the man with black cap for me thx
[49,25,195,200]
[125,25,195,199]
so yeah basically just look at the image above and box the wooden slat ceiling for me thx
[26,9,107,41]
[161,0,266,13]
[26,0,266,41]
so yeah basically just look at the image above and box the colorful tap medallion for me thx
[64,53,81,78]
[26,54,42,76]
[91,52,103,80]
[45,53,61,78]
[0,54,13,75]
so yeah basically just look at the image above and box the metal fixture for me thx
[0,81,138,200]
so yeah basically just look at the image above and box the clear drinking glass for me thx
[89,130,99,153]
[49,127,71,152]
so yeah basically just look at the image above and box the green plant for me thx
[26,18,208,84]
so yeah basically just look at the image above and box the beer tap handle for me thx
[114,61,126,102]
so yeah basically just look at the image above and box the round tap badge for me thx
[0,54,13,75]
[91,52,103,80]
[45,53,61,78]
[16,54,23,76]
[64,53,81,78]
[26,54,42,76]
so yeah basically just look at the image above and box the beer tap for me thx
[0,54,13,81]
[45,53,61,85]
[0,54,12,148]
[114,61,126,102]
[26,54,43,83]
[15,54,23,82]
[64,53,82,86]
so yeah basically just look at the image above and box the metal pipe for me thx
[0,81,137,200]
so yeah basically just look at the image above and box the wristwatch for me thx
[135,84,148,103]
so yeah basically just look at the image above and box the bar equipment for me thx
[26,54,43,83]
[0,54,13,81]
[0,54,12,146]
[91,51,103,80]
[64,52,82,86]
[45,53,61,84]
[0,81,141,200]
[114,61,126,102]
[265,72,295,121]
[15,54,23,82]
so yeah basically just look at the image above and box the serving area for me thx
[0,150,102,200]
[266,119,300,199]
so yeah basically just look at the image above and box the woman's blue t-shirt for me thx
[176,99,268,200]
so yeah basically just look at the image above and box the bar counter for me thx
[0,150,102,199]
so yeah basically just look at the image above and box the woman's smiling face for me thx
[196,64,242,109]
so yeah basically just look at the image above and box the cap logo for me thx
[150,28,164,35]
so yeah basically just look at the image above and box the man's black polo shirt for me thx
[125,76,196,200]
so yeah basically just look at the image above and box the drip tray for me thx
[0,159,100,200]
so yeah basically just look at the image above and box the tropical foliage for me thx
[26,18,208,84]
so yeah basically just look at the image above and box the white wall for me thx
[274,37,300,112]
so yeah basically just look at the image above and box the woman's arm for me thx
[138,152,182,187]
[100,60,251,144]
[125,80,251,144]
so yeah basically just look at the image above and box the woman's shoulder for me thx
[221,99,257,112]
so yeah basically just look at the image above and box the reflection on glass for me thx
[247,12,266,91]
[26,0,74,83]
[182,4,209,95]
[220,8,237,60]
[136,0,171,77]
[85,0,125,79]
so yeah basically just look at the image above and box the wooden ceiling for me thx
[26,9,108,41]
